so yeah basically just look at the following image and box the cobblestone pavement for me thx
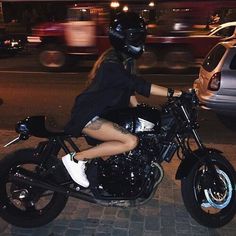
[0,130,236,236]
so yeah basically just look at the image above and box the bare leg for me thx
[74,118,138,161]
[61,118,136,187]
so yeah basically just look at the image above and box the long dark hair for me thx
[86,48,136,87]
[86,48,121,86]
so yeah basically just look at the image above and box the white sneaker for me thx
[62,153,89,188]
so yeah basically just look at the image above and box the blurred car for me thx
[208,21,236,39]
[139,22,236,72]
[193,39,236,128]
[0,30,24,56]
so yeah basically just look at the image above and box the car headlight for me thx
[11,41,19,46]
[27,36,42,43]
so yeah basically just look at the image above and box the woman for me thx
[62,12,181,188]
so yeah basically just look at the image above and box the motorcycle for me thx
[0,89,235,228]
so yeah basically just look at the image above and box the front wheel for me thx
[0,149,68,228]
[181,152,236,228]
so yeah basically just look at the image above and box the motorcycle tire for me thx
[0,148,68,228]
[181,152,236,228]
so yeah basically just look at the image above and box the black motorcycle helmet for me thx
[109,12,147,59]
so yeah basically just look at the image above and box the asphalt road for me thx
[0,53,235,145]
[0,71,194,128]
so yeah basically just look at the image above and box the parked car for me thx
[208,21,236,39]
[0,30,25,56]
[193,39,236,129]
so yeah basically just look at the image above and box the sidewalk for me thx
[0,129,236,236]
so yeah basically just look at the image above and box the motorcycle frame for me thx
[10,133,163,206]
[6,91,222,202]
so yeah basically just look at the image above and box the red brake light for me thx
[4,40,11,45]
[207,72,221,91]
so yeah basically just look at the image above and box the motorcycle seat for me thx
[16,116,66,138]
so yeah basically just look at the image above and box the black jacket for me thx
[64,51,151,137]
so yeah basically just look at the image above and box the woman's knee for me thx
[125,135,139,151]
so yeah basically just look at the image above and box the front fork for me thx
[179,104,204,150]
[175,105,222,183]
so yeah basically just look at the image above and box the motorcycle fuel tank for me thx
[101,104,161,133]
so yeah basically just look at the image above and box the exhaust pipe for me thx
[9,170,97,204]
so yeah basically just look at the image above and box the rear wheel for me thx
[181,152,236,228]
[0,149,68,228]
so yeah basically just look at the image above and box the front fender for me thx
[175,148,222,180]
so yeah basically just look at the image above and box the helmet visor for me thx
[126,29,146,46]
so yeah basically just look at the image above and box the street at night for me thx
[0,53,235,144]
[1,0,236,235]
[0,54,236,235]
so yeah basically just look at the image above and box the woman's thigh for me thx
[82,118,135,142]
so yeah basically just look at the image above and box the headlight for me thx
[27,36,42,43]
[15,122,29,134]
[11,41,19,46]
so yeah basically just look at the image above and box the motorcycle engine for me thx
[87,134,162,199]
[86,105,163,199]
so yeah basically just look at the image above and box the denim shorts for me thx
[84,116,100,128]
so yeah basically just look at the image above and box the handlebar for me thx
[167,88,199,105]
[180,89,199,105]
[164,88,199,115]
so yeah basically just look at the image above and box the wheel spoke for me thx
[181,153,236,227]
[25,202,37,212]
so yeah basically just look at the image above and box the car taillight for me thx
[4,40,11,45]
[207,72,221,91]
